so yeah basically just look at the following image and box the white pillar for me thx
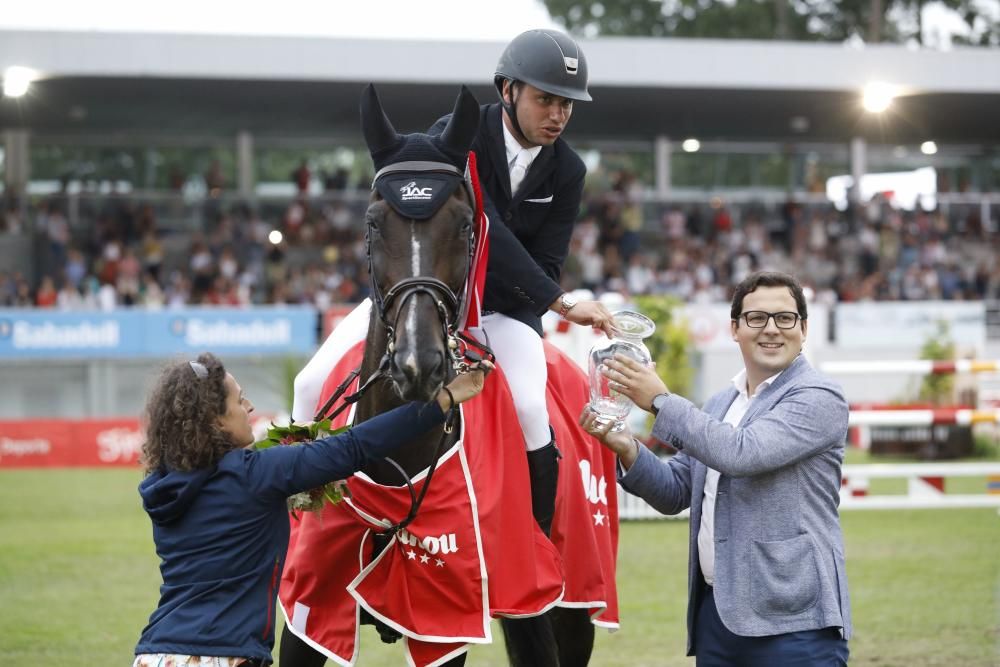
[3,128,30,197]
[236,130,254,198]
[654,135,671,197]
[850,136,867,206]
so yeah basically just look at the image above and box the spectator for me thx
[13,275,33,306]
[140,271,165,309]
[57,281,85,310]
[292,159,311,195]
[141,230,164,281]
[35,276,58,308]
[117,247,142,306]
[205,160,225,195]
[64,248,88,289]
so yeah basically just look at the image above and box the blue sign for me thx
[0,307,318,359]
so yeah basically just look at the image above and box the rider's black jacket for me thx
[431,103,586,336]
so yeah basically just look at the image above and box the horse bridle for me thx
[314,158,493,537]
[314,159,491,425]
[366,159,489,376]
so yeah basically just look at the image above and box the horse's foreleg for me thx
[279,626,329,667]
[500,616,559,667]
[549,607,595,667]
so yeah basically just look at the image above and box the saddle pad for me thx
[279,341,564,666]
[279,338,620,666]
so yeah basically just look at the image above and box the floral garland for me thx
[255,419,351,514]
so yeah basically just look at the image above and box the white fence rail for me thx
[617,461,1000,519]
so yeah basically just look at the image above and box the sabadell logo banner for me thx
[0,306,318,359]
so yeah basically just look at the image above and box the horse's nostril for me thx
[391,349,448,400]
[392,351,420,382]
[427,351,445,377]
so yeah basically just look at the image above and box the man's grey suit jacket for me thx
[619,355,852,655]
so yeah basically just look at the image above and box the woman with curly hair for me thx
[133,352,491,667]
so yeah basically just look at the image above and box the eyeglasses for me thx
[738,311,802,329]
[189,361,209,379]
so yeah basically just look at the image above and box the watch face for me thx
[562,294,578,308]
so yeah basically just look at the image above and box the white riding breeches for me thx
[471,313,551,451]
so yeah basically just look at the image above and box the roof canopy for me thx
[2,30,998,144]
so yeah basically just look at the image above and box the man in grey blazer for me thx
[582,271,851,665]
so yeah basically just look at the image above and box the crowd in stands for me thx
[2,168,999,311]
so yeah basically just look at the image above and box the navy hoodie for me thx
[135,401,446,662]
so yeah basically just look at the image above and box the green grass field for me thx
[0,469,997,666]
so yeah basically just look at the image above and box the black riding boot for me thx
[526,439,561,537]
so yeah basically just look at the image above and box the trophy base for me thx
[587,405,627,433]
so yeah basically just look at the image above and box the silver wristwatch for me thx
[558,293,578,317]
[651,392,670,415]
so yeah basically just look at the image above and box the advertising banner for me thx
[146,307,317,356]
[0,414,282,468]
[0,418,143,468]
[0,306,318,359]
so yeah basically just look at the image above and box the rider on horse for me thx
[430,29,616,537]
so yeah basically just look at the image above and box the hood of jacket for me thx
[139,465,214,525]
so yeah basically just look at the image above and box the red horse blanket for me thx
[279,339,619,666]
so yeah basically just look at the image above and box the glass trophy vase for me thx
[587,310,655,432]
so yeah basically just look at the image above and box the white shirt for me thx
[501,121,541,195]
[698,368,783,586]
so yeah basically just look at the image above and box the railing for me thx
[839,462,1000,510]
[617,461,1000,520]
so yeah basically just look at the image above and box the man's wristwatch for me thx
[650,392,670,415]
[557,293,578,317]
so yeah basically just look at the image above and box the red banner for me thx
[0,418,143,468]
[0,414,279,468]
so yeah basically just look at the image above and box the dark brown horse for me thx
[279,85,596,667]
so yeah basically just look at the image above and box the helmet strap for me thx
[499,79,530,147]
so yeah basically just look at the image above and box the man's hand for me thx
[602,353,669,412]
[579,407,640,470]
[563,300,617,337]
[437,360,495,411]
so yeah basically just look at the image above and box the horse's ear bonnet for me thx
[361,84,480,220]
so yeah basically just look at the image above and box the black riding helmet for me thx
[494,29,591,141]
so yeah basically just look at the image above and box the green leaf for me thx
[323,486,344,506]
[254,437,279,451]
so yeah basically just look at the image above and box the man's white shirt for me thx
[698,367,783,586]
[502,121,541,195]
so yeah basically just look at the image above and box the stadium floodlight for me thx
[268,230,284,245]
[862,81,895,113]
[3,66,36,98]
[920,141,938,155]
[681,138,700,153]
